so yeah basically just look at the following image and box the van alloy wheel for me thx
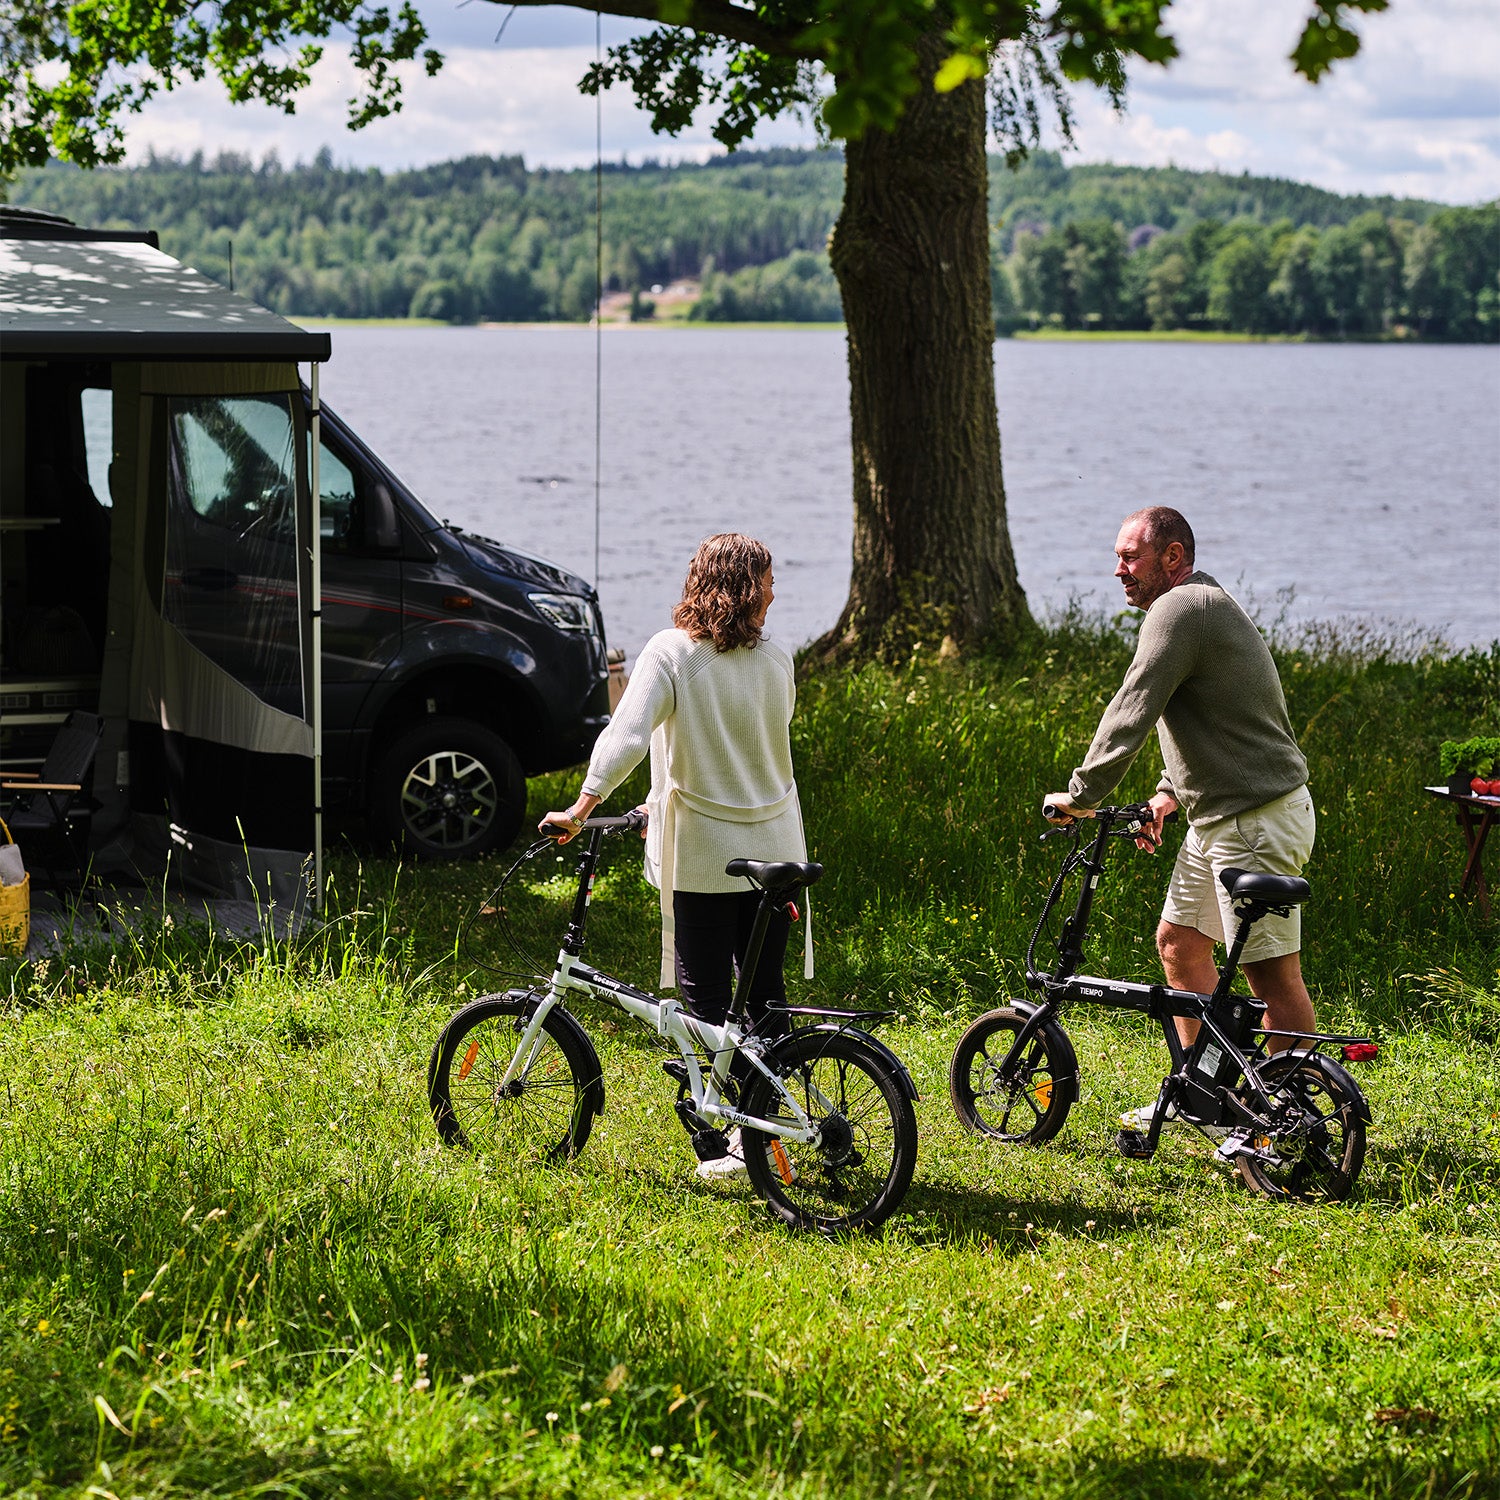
[372,716,525,860]
[400,747,498,850]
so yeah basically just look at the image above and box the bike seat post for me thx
[727,885,781,1026]
[1213,905,1262,1003]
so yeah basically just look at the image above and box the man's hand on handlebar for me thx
[1133,792,1178,853]
[1042,793,1093,825]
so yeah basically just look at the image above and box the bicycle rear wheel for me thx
[428,993,601,1163]
[949,1005,1078,1144]
[741,1029,917,1233]
[1233,1051,1367,1202]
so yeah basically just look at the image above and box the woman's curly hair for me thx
[672,533,772,653]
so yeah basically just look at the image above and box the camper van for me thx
[0,207,611,902]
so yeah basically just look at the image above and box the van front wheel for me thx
[372,717,525,860]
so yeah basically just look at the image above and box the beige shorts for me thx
[1162,786,1315,963]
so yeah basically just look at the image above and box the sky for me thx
[119,0,1500,205]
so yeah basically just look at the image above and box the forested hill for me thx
[9,148,1495,339]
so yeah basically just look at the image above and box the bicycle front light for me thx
[530,592,599,636]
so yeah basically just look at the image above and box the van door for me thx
[312,421,407,799]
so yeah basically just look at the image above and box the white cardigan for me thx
[581,628,810,986]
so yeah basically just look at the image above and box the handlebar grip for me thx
[1042,803,1070,822]
[540,818,577,837]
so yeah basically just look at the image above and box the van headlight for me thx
[529,592,599,636]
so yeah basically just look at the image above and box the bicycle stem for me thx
[560,827,607,956]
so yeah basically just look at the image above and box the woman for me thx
[541,533,809,1178]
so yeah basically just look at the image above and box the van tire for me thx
[371,717,525,860]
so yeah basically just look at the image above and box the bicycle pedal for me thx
[689,1128,730,1163]
[662,1059,690,1087]
[1116,1128,1154,1160]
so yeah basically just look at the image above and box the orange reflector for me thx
[458,1039,479,1081]
[1035,1079,1052,1108]
[443,593,474,610]
[771,1140,794,1185]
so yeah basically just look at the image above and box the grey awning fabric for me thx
[0,236,330,362]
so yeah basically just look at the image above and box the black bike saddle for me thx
[1219,867,1310,904]
[725,858,824,889]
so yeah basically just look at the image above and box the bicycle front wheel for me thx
[949,1005,1077,1144]
[1233,1051,1367,1203]
[428,994,601,1163]
[741,1029,917,1233]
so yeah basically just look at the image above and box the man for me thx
[1043,507,1316,1130]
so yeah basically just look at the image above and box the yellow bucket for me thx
[0,816,30,959]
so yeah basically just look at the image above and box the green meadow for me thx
[2,617,1496,1498]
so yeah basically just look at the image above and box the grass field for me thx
[2,620,1496,1498]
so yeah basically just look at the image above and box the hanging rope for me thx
[593,8,604,588]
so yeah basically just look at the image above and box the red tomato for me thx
[1472,776,1490,795]
[1486,779,1500,797]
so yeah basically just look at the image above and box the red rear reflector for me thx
[787,902,799,921]
[1342,1042,1379,1062]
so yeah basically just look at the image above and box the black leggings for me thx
[672,890,791,1068]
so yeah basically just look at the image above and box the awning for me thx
[0,236,331,362]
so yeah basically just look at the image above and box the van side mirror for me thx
[367,482,401,552]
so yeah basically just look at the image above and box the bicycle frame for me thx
[495,820,830,1146]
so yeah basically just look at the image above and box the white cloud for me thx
[113,0,1500,202]
[1064,0,1500,203]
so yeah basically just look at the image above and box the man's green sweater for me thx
[1067,571,1308,827]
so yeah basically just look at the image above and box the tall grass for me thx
[1,621,1495,1498]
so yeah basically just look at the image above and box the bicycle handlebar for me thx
[1043,802,1178,827]
[540,809,648,839]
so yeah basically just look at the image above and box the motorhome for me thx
[0,207,611,904]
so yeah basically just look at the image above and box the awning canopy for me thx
[0,236,331,362]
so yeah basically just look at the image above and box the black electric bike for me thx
[949,804,1374,1201]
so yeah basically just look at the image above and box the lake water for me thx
[311,328,1500,659]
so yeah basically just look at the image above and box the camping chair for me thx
[0,711,105,888]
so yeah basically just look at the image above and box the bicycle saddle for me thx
[1219,867,1310,904]
[725,858,824,889]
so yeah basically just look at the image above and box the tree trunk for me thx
[819,31,1031,661]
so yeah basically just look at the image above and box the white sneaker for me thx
[1120,1100,1229,1141]
[1119,1099,1179,1131]
[695,1127,747,1180]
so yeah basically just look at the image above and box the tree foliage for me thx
[2,0,1389,175]
[1000,203,1499,340]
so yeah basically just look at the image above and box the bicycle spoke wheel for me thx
[1233,1052,1367,1203]
[741,1030,917,1233]
[949,1006,1077,1144]
[428,994,601,1163]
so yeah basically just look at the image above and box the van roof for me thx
[0,219,331,362]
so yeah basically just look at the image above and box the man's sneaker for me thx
[1119,1099,1179,1131]
[1120,1099,1229,1141]
[695,1127,747,1180]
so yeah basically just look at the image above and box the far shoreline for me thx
[287,316,1492,345]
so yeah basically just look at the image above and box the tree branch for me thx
[476,0,810,59]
